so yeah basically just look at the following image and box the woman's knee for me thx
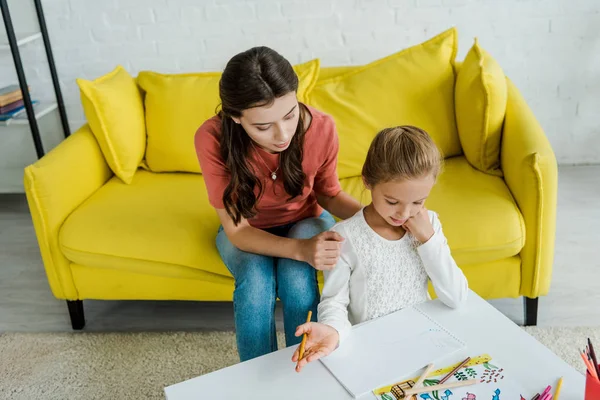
[216,228,273,276]
[230,257,277,314]
[277,259,319,302]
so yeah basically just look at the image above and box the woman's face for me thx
[232,91,299,153]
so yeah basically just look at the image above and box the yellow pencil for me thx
[554,377,563,400]
[298,311,312,361]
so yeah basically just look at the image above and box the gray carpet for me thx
[0,327,597,400]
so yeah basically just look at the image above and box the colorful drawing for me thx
[440,389,453,400]
[390,380,415,399]
[480,368,504,384]
[418,389,453,400]
[374,354,493,396]
[454,367,478,381]
[482,361,498,370]
[374,356,528,400]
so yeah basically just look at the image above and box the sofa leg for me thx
[67,300,85,330]
[523,296,538,326]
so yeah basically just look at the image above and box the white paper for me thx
[320,305,466,398]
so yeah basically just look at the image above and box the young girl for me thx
[195,47,361,362]
[292,125,469,371]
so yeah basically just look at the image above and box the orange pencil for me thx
[298,311,312,361]
[581,350,598,379]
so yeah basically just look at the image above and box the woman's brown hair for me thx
[218,47,307,225]
[362,125,443,187]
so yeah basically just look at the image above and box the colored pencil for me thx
[554,377,563,400]
[588,338,600,378]
[540,385,552,397]
[413,363,435,388]
[581,350,597,378]
[298,311,312,361]
[438,356,471,384]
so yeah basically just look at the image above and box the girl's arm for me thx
[291,224,355,372]
[317,191,362,220]
[216,209,343,270]
[317,224,355,344]
[416,211,469,308]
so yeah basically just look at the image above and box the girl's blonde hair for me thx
[362,125,443,187]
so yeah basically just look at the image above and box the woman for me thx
[195,46,361,362]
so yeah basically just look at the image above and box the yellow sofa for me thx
[24,30,556,330]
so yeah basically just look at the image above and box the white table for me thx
[165,291,585,399]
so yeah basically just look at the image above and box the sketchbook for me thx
[319,305,466,398]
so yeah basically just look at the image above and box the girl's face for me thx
[232,91,300,153]
[366,175,435,227]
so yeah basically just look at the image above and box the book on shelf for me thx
[0,99,23,114]
[0,84,31,107]
[0,100,39,121]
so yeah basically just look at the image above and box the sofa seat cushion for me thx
[339,156,525,266]
[60,170,231,281]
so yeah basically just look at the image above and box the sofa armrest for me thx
[501,78,558,298]
[24,124,113,300]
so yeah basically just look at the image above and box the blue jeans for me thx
[216,210,336,362]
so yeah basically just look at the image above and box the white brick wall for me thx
[1,0,599,176]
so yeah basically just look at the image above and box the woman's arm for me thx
[216,208,343,270]
[317,191,362,220]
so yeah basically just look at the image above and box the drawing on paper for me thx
[374,355,527,400]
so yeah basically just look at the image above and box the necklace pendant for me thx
[271,172,277,180]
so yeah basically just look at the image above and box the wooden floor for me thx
[1,166,599,332]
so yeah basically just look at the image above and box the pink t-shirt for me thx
[195,105,342,229]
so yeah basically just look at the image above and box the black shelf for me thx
[0,0,70,159]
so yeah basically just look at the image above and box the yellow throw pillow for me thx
[307,28,460,179]
[137,58,321,173]
[455,38,507,176]
[77,66,146,184]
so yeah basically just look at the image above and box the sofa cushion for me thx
[339,156,525,265]
[308,28,461,179]
[59,170,229,280]
[455,39,507,176]
[77,65,146,184]
[137,58,321,174]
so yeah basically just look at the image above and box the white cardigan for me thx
[317,208,468,344]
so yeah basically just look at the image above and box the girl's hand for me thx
[291,322,339,372]
[403,207,435,244]
[297,231,344,270]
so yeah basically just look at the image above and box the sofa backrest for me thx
[308,28,461,179]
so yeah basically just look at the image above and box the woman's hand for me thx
[291,321,340,372]
[403,207,434,244]
[297,231,344,270]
